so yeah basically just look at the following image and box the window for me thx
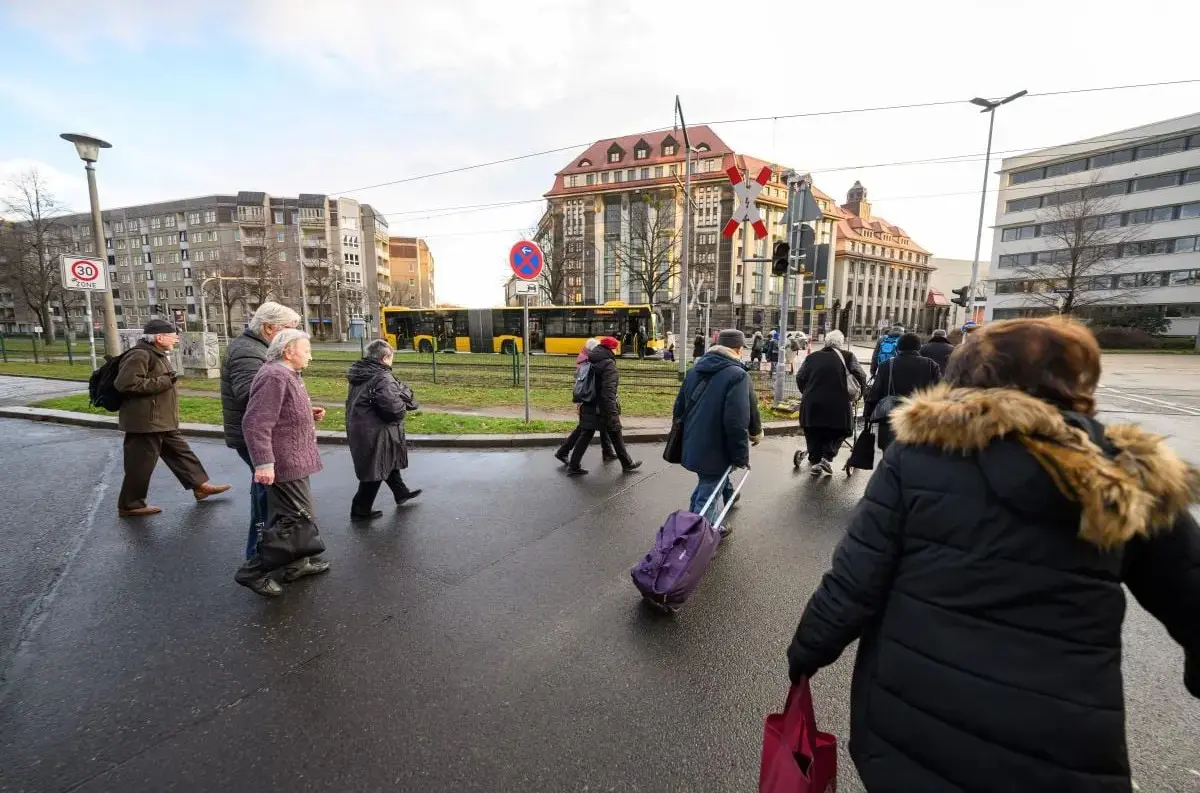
[640,168,650,180]
[998,252,1035,268]
[585,174,594,186]
[276,231,285,242]
[188,212,201,225]
[194,250,205,262]
[663,144,676,156]
[153,253,164,264]
[181,249,189,261]
[608,151,620,163]
[1133,173,1180,192]
[1011,167,1044,185]
[278,251,287,261]
[1007,196,1041,213]
[204,210,216,223]
[116,239,126,250]
[151,217,162,229]
[1089,148,1133,169]
[654,166,663,178]
[1181,202,1200,219]
[165,215,176,228]
[1045,159,1087,178]
[600,172,609,184]
[613,170,623,183]
[1139,272,1166,287]
[1135,137,1186,160]
[1185,169,1200,185]
[1152,206,1176,222]
[1001,225,1038,242]
[1125,239,1174,256]
[169,252,178,264]
[179,231,187,242]
[627,169,636,181]
[274,210,284,224]
[634,147,649,160]
[1171,269,1194,286]
[183,267,191,278]
[1175,236,1197,253]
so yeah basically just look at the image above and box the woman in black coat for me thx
[794,329,867,476]
[788,317,1200,793]
[566,336,641,475]
[345,339,421,519]
[864,332,940,450]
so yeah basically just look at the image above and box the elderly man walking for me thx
[235,329,328,597]
[221,301,301,558]
[346,339,422,520]
[116,319,231,517]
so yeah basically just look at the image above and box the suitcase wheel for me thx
[793,450,803,469]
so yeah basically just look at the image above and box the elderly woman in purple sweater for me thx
[234,329,329,597]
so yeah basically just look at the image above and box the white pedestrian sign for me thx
[60,255,108,291]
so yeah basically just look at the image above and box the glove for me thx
[750,432,764,446]
[169,373,179,383]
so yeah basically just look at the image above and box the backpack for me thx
[88,352,127,411]
[875,335,900,368]
[572,361,596,404]
[752,337,764,354]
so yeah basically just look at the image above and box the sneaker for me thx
[819,459,834,476]
[395,488,422,505]
[351,510,383,521]
[621,460,643,473]
[554,451,569,465]
[282,557,331,582]
[566,467,588,476]
[809,462,823,477]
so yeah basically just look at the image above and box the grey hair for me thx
[365,339,393,361]
[141,334,161,344]
[823,330,846,350]
[266,328,310,361]
[584,338,600,351]
[249,301,301,334]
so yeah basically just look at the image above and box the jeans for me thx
[689,473,736,524]
[235,445,269,560]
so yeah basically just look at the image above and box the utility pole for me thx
[675,95,691,378]
[772,173,801,402]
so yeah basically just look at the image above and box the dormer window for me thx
[663,144,676,156]
[578,158,592,168]
[633,138,651,160]
[606,142,625,163]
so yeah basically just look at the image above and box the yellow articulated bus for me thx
[380,303,663,357]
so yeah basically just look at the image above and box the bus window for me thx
[541,308,565,337]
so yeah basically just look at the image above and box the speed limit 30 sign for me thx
[60,255,108,291]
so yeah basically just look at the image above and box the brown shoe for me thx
[118,506,163,518]
[193,482,232,502]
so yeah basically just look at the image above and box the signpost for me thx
[509,240,544,423]
[60,254,107,369]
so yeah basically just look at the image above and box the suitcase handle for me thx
[698,465,734,517]
[711,467,750,529]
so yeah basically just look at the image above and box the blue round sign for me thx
[509,240,544,281]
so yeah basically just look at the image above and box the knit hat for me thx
[143,319,178,335]
[899,333,922,352]
[932,328,948,338]
[717,328,746,349]
[599,336,620,350]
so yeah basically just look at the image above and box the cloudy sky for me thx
[2,0,1198,306]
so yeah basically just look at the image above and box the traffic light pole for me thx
[773,176,801,403]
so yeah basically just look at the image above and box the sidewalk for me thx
[0,375,86,406]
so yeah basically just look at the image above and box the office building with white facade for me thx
[988,112,1200,335]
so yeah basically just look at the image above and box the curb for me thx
[0,406,799,449]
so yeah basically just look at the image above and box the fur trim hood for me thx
[891,384,1200,548]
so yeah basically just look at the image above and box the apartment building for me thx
[827,181,935,338]
[988,112,1200,335]
[387,237,436,307]
[539,126,887,335]
[0,191,377,338]
[361,205,391,328]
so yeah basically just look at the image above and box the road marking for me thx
[1098,387,1200,417]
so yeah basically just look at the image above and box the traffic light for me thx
[771,241,790,276]
[797,225,816,274]
[951,286,971,308]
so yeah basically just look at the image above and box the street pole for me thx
[296,218,310,330]
[773,175,800,402]
[967,89,1026,325]
[675,95,691,378]
[522,291,531,423]
[218,276,229,338]
[200,278,209,337]
[84,163,120,356]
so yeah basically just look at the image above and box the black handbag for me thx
[258,506,326,570]
[663,378,710,463]
[847,422,877,470]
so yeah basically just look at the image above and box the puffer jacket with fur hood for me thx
[788,385,1200,793]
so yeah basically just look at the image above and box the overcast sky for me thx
[2,0,1198,306]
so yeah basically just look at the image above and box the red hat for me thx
[599,336,619,350]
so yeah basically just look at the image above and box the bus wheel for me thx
[418,339,434,354]
[500,340,516,355]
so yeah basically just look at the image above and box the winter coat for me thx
[579,345,621,432]
[788,385,1200,793]
[864,351,941,449]
[345,358,417,482]
[220,329,269,448]
[870,332,902,377]
[243,363,323,483]
[918,336,954,377]
[115,340,179,433]
[751,334,764,356]
[693,337,705,360]
[672,347,756,476]
[795,347,867,433]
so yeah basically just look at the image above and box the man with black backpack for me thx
[870,325,905,378]
[563,336,641,476]
[115,319,231,517]
[671,329,763,531]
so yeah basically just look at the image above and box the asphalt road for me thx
[1,413,1198,792]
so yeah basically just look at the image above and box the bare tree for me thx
[199,261,249,335]
[609,191,682,311]
[240,235,294,310]
[1010,177,1143,315]
[304,259,337,340]
[1,169,70,341]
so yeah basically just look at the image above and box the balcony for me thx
[300,213,326,227]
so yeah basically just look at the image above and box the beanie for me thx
[899,333,922,352]
[717,328,746,349]
[143,319,178,335]
[599,336,619,351]
[932,328,948,338]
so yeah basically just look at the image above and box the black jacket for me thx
[788,385,1200,793]
[865,351,940,448]
[580,345,620,431]
[795,347,867,432]
[672,347,754,476]
[220,329,269,448]
[918,336,954,376]
[345,358,417,481]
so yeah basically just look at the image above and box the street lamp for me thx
[60,132,121,357]
[965,90,1026,325]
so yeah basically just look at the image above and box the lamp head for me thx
[60,133,112,163]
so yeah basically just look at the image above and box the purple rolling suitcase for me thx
[631,466,750,613]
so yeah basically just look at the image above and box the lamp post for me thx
[61,133,121,356]
[200,275,254,339]
[965,90,1026,325]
